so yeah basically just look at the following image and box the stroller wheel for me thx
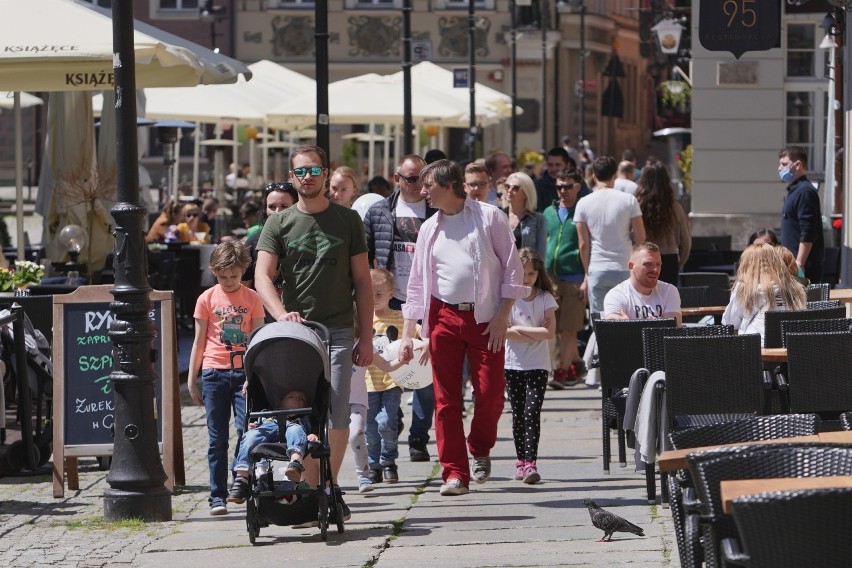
[318,491,329,542]
[246,498,259,545]
[331,485,345,534]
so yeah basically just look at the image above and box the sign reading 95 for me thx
[699,0,780,60]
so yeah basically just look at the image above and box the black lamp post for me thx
[199,1,226,50]
[510,0,518,161]
[403,0,413,155]
[468,0,477,161]
[105,0,171,522]
[315,1,330,157]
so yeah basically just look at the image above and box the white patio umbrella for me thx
[266,73,497,128]
[0,0,251,263]
[0,0,249,91]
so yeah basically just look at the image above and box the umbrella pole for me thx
[368,122,375,181]
[173,129,181,201]
[383,122,390,180]
[14,93,24,263]
[261,127,269,185]
[192,124,201,197]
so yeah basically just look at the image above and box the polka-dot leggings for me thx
[505,369,548,462]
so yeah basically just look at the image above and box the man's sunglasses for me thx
[397,173,421,184]
[556,183,578,190]
[292,166,324,178]
[185,212,199,218]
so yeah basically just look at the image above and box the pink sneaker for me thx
[514,460,525,480]
[523,461,541,484]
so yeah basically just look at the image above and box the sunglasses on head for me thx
[265,182,293,193]
[397,173,421,184]
[556,183,577,190]
[292,166,324,178]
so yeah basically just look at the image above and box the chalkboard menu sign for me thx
[52,285,182,498]
[61,301,163,446]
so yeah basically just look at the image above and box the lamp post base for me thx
[104,487,172,522]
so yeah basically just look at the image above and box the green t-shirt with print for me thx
[256,202,368,329]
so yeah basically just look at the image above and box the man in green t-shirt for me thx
[255,144,373,523]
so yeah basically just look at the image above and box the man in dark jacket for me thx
[778,146,824,283]
[363,153,438,462]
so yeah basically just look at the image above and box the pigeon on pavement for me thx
[582,498,645,542]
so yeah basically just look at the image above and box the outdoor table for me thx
[721,475,852,514]
[680,306,726,317]
[829,289,852,304]
[657,431,852,472]
[761,347,787,363]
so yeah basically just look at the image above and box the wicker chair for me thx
[679,272,731,306]
[664,334,767,428]
[594,318,675,473]
[677,286,712,308]
[723,487,852,568]
[782,331,852,418]
[779,318,852,347]
[636,324,734,504]
[666,414,820,568]
[806,299,841,310]
[805,283,830,302]
[763,306,846,348]
[687,443,852,568]
[840,411,852,431]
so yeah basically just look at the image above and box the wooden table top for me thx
[657,431,852,472]
[681,306,727,316]
[829,289,852,303]
[761,347,787,363]
[721,475,852,514]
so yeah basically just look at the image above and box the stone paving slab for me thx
[0,386,679,567]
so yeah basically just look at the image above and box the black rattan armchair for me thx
[779,318,852,347]
[841,411,852,431]
[724,487,852,567]
[804,283,830,302]
[594,318,675,473]
[687,444,852,568]
[763,306,846,348]
[664,414,819,568]
[782,331,852,420]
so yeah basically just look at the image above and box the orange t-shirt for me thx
[194,284,265,369]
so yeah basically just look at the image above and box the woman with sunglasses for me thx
[176,203,210,244]
[503,172,547,259]
[242,183,298,290]
[145,199,184,243]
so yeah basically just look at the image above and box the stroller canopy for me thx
[243,321,330,410]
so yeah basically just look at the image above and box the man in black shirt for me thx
[777,146,824,283]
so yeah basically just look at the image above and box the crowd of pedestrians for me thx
[182,140,828,520]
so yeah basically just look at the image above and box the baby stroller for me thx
[242,320,345,543]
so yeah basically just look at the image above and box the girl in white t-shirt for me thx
[504,248,558,484]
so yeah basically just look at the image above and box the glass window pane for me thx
[788,24,814,49]
[788,52,814,77]
[786,120,812,144]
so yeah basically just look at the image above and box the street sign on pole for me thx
[453,67,469,88]
[412,40,432,63]
[699,0,780,60]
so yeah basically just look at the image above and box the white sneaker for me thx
[439,477,469,496]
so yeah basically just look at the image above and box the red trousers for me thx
[428,299,506,485]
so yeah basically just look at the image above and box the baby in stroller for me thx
[227,389,318,504]
[240,320,346,542]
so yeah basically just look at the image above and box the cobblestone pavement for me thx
[0,392,210,567]
[1,387,679,567]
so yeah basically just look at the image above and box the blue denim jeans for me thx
[366,387,402,468]
[588,269,630,315]
[408,384,434,445]
[201,368,247,503]
[232,416,310,472]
